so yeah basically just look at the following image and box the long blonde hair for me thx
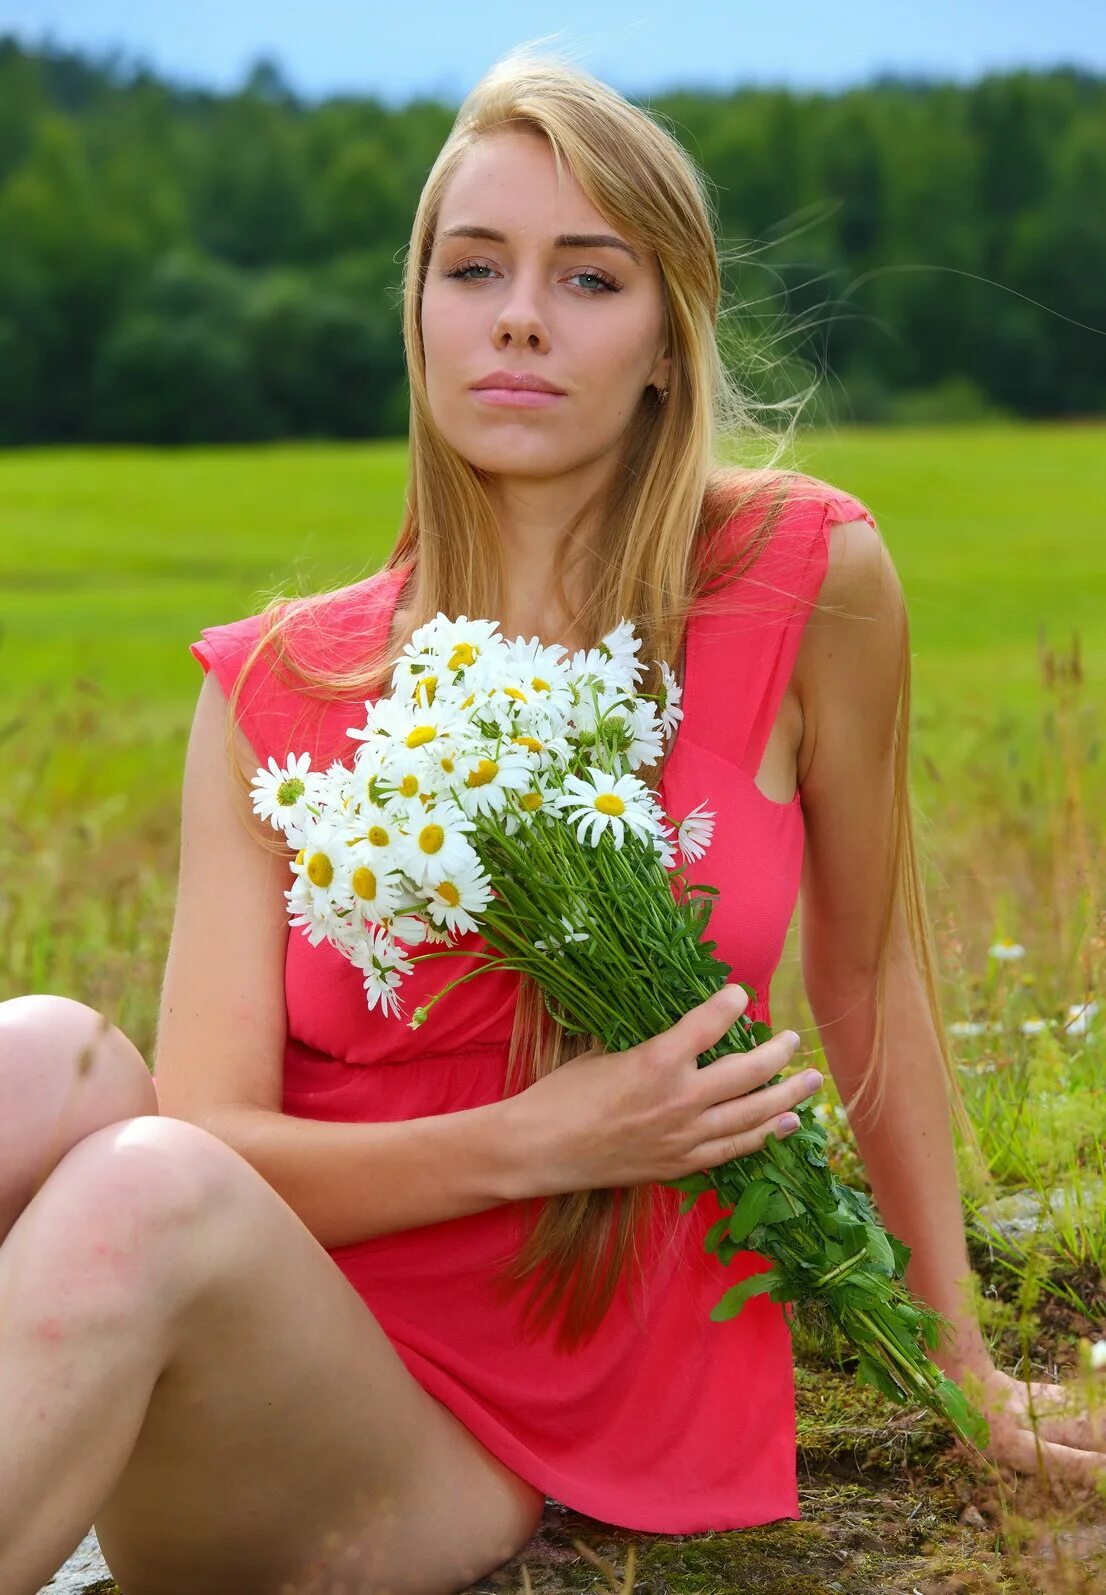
[221,46,984,1350]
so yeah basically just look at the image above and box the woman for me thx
[2,49,1102,1595]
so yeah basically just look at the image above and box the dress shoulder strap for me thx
[688,477,877,776]
[189,566,406,772]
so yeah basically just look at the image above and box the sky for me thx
[1,1,1104,106]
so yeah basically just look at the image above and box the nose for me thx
[491,271,550,352]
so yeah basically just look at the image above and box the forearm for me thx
[200,1099,524,1251]
[806,946,991,1376]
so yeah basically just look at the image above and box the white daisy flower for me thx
[949,1020,989,1037]
[677,801,716,864]
[552,768,662,850]
[1019,1016,1051,1034]
[596,619,646,691]
[423,857,495,936]
[404,614,504,679]
[656,659,684,741]
[349,926,414,1020]
[250,752,319,839]
[392,798,479,887]
[342,848,407,929]
[1090,1340,1106,1372]
[534,913,590,954]
[284,874,334,949]
[288,814,354,911]
[623,700,665,770]
[653,817,679,869]
[989,938,1026,960]
[365,694,469,754]
[447,744,535,820]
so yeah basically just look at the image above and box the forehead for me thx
[436,131,616,236]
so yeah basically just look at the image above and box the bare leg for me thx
[0,1117,218,1593]
[1,1119,545,1595]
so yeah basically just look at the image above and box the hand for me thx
[950,1358,1106,1489]
[502,983,820,1199]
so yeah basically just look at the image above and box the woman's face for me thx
[421,129,670,483]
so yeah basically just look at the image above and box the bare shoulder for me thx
[794,514,907,792]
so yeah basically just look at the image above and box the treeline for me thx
[0,37,1104,443]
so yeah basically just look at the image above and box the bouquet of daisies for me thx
[252,610,989,1453]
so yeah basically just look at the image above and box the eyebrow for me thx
[438,224,641,267]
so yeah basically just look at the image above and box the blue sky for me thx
[1,1,1103,105]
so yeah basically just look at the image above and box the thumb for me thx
[655,982,749,1066]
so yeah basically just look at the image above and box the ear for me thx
[647,350,671,393]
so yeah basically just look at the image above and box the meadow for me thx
[2,421,1104,1592]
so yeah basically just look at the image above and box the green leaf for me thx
[864,1223,897,1276]
[704,1214,731,1251]
[709,1269,778,1322]
[726,1181,775,1245]
[855,1352,906,1404]
[748,1020,773,1045]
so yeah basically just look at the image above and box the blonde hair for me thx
[220,45,984,1351]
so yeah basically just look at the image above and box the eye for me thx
[442,260,620,295]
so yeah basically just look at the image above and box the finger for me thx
[1019,1383,1106,1452]
[982,1426,1106,1489]
[652,983,749,1066]
[694,1030,806,1110]
[697,1061,820,1141]
[692,1108,804,1171]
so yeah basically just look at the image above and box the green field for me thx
[2,422,1103,710]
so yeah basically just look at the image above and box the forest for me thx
[1,36,1104,444]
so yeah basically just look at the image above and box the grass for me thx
[2,421,1104,1592]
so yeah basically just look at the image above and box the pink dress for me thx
[189,473,876,1534]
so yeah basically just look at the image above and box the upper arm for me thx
[153,669,290,1128]
[795,515,909,990]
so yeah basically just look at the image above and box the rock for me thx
[37,1527,112,1594]
[970,1178,1105,1251]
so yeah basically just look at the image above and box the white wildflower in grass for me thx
[1064,1000,1099,1036]
[1090,1340,1106,1372]
[256,610,991,1458]
[949,1020,989,1037]
[677,801,716,864]
[1019,1016,1051,1034]
[989,938,1026,960]
[251,752,319,834]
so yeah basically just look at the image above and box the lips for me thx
[471,371,566,394]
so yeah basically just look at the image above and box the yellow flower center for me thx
[399,773,420,797]
[367,825,390,846]
[449,642,477,669]
[465,758,498,788]
[531,676,550,692]
[512,735,543,753]
[520,791,543,812]
[413,675,437,707]
[406,725,436,748]
[418,824,445,855]
[306,851,334,887]
[460,693,475,709]
[435,880,461,907]
[276,777,305,806]
[502,686,527,703]
[595,793,625,816]
[440,755,455,773]
[295,847,306,866]
[352,866,377,900]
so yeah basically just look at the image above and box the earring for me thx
[657,384,669,405]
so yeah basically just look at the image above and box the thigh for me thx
[91,1118,546,1595]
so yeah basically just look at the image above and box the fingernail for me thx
[802,1070,824,1091]
[783,1031,801,1050]
[777,1114,801,1134]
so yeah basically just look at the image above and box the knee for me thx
[12,1117,243,1319]
[0,995,157,1231]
